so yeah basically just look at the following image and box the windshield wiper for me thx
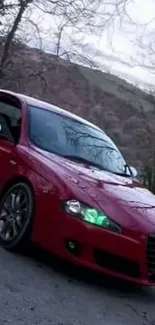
[113,171,131,177]
[109,165,131,177]
[62,155,103,170]
[62,155,131,177]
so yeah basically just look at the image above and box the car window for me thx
[0,96,22,143]
[28,105,131,176]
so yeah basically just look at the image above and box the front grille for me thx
[94,249,140,278]
[147,234,155,281]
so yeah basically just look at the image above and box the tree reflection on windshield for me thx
[28,105,131,176]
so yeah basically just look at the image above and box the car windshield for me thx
[28,105,131,176]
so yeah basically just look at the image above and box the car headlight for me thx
[63,200,121,233]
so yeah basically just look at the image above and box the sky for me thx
[80,0,155,90]
[12,0,155,90]
[100,0,155,89]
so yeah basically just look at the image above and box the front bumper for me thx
[61,214,155,286]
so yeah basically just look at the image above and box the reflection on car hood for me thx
[32,148,155,231]
[61,157,155,231]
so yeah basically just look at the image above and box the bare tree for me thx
[0,0,133,74]
[0,0,34,74]
[108,2,155,75]
[51,20,102,68]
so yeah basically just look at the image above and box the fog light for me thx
[68,240,76,250]
[66,239,79,255]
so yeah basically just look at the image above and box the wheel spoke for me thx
[0,220,6,233]
[10,193,16,211]
[2,203,12,216]
[15,192,21,209]
[0,208,8,219]
[5,229,12,241]
[16,215,23,228]
[12,220,18,238]
[15,190,24,209]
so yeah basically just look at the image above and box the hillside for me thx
[0,43,155,170]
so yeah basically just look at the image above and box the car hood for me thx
[31,148,155,233]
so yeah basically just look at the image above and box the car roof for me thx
[0,89,101,131]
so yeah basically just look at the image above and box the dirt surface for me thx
[0,246,155,325]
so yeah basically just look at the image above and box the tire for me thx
[0,182,34,251]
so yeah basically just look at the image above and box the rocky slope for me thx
[0,43,155,169]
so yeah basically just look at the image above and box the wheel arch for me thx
[0,176,35,199]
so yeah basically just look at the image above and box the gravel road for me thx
[0,246,155,325]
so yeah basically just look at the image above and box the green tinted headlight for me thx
[63,200,121,233]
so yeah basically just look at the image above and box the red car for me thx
[0,89,155,286]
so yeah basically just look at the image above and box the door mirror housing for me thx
[130,166,138,178]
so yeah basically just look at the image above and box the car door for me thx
[0,95,22,193]
[0,139,19,190]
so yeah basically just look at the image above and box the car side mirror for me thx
[130,166,138,177]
